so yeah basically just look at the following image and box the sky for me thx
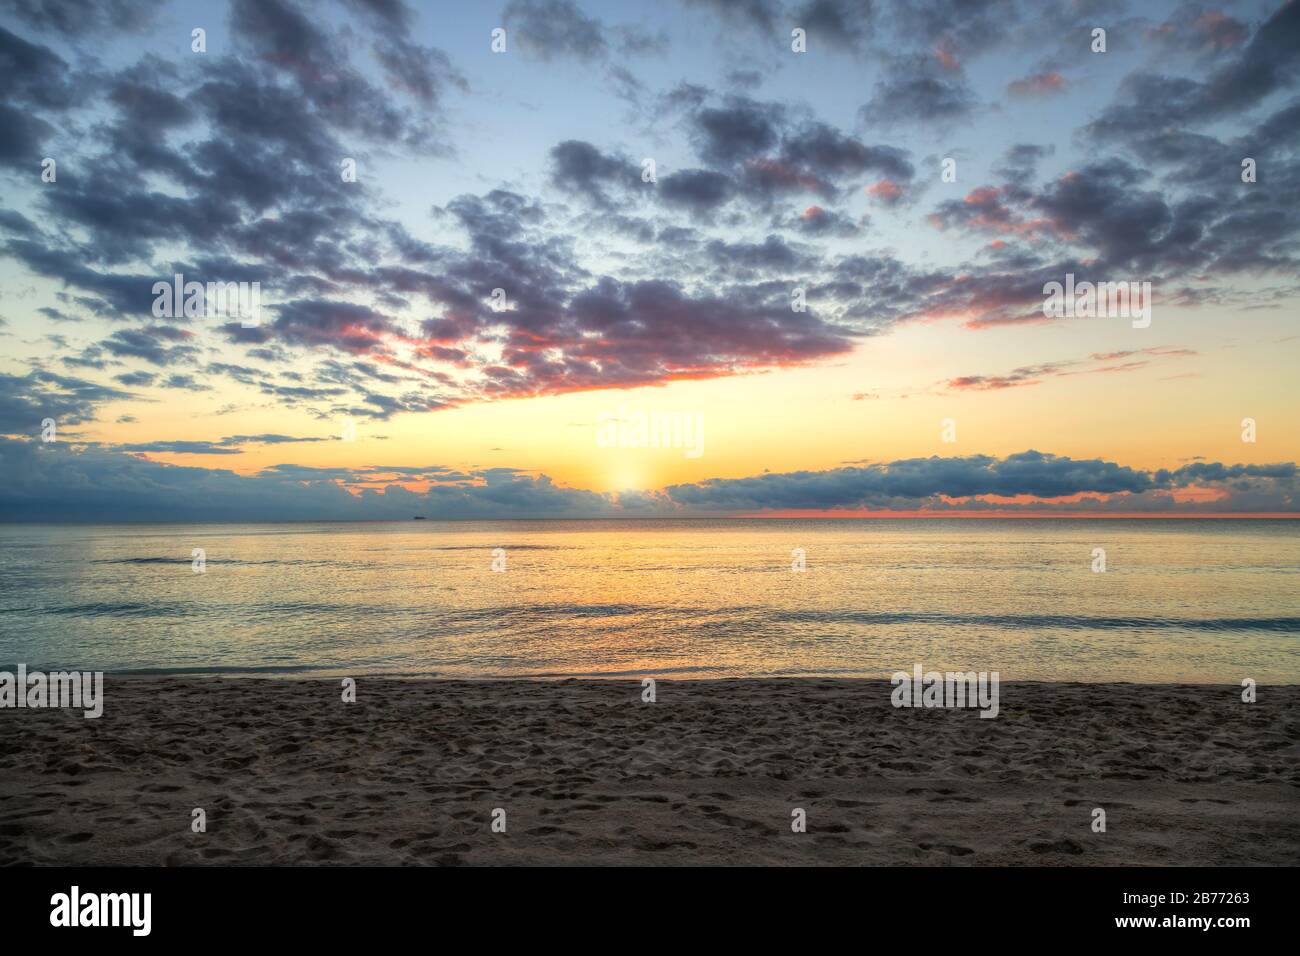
[0,0,1298,520]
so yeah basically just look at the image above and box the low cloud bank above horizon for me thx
[1,440,1294,521]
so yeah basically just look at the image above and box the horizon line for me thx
[2,513,1299,525]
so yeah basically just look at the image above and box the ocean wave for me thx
[768,609,1300,633]
[19,599,1299,634]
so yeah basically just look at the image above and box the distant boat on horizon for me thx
[412,516,427,520]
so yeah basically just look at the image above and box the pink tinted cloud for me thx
[1193,11,1248,49]
[865,179,903,204]
[1007,71,1067,98]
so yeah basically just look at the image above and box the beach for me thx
[3,677,1297,866]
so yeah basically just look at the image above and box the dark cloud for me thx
[886,0,1015,60]
[160,373,212,392]
[504,0,610,61]
[2,0,1297,436]
[255,300,405,354]
[692,96,785,165]
[0,28,69,164]
[0,370,133,433]
[927,183,1047,237]
[0,25,86,110]
[859,54,978,127]
[99,326,199,367]
[776,204,864,237]
[3,441,1292,521]
[40,174,243,266]
[113,371,156,387]
[659,168,737,214]
[666,451,1162,510]
[229,0,460,148]
[107,66,195,130]
[995,143,1054,182]
[944,347,1196,391]
[503,0,665,63]
[1006,70,1066,99]
[117,433,333,455]
[1090,1,1300,137]
[373,38,468,106]
[915,143,1300,328]
[744,117,916,202]
[684,95,912,198]
[562,94,914,212]
[1147,5,1250,56]
[701,234,812,274]
[679,0,782,33]
[0,438,621,521]
[1158,461,1298,483]
[548,140,645,205]
[795,0,877,51]
[781,121,913,182]
[0,0,160,37]
[0,103,54,167]
[338,0,414,30]
[120,440,241,455]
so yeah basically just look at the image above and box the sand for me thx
[1,678,1297,866]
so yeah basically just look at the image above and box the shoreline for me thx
[9,671,1296,684]
[3,678,1297,866]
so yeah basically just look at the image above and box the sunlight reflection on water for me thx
[0,519,1296,682]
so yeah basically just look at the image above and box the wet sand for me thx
[1,678,1297,865]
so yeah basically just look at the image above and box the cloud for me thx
[117,433,335,455]
[664,451,1161,509]
[1006,71,1066,99]
[99,326,199,367]
[339,0,415,30]
[677,94,916,202]
[944,347,1196,391]
[548,140,644,205]
[503,0,666,62]
[995,143,1054,181]
[0,370,134,433]
[244,300,405,355]
[859,53,978,127]
[659,168,737,214]
[780,122,913,183]
[1089,1,1300,137]
[229,0,457,148]
[691,96,785,165]
[0,437,620,521]
[678,0,782,33]
[0,0,159,37]
[778,205,863,237]
[504,0,610,61]
[0,25,87,164]
[373,38,468,106]
[1147,7,1249,55]
[0,103,54,167]
[2,0,1298,433]
[865,179,904,205]
[3,442,1294,520]
[794,0,877,51]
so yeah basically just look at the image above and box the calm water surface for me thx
[0,519,1296,682]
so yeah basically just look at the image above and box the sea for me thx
[0,519,1295,682]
